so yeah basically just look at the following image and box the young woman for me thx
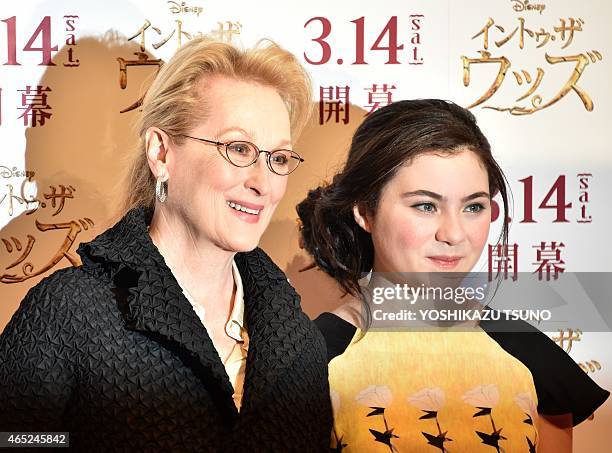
[298,99,609,452]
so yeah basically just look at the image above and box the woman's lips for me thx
[227,200,264,211]
[227,200,263,224]
[427,256,462,269]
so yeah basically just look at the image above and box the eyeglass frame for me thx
[175,134,305,175]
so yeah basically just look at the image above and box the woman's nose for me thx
[245,155,272,196]
[435,212,466,246]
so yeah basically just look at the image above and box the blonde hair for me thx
[121,37,312,213]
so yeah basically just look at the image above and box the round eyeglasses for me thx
[177,134,304,175]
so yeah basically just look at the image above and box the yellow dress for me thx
[329,329,539,452]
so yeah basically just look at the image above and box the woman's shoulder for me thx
[481,317,610,426]
[5,264,110,332]
[0,265,100,363]
[19,265,95,308]
[314,311,358,363]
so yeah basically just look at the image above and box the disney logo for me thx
[0,166,35,179]
[167,1,203,16]
[511,0,546,14]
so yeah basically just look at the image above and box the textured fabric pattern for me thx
[0,207,332,452]
[178,259,249,410]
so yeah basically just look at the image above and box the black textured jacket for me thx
[0,207,332,452]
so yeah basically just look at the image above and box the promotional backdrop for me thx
[0,1,610,450]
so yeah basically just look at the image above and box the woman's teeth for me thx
[227,201,260,215]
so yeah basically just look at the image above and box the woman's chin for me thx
[225,237,260,253]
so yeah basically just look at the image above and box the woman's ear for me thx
[145,127,171,179]
[353,203,372,233]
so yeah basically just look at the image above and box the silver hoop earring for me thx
[155,176,168,203]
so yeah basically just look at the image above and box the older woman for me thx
[298,99,609,452]
[0,38,332,452]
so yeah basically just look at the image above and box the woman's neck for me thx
[148,206,236,321]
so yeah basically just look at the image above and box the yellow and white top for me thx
[329,328,539,452]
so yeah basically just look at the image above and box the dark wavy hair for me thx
[297,99,510,305]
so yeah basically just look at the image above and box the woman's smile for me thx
[227,199,264,223]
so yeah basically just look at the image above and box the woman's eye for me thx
[271,154,289,165]
[465,203,485,213]
[229,143,250,154]
[413,202,436,213]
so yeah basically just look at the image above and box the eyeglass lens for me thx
[226,142,300,175]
